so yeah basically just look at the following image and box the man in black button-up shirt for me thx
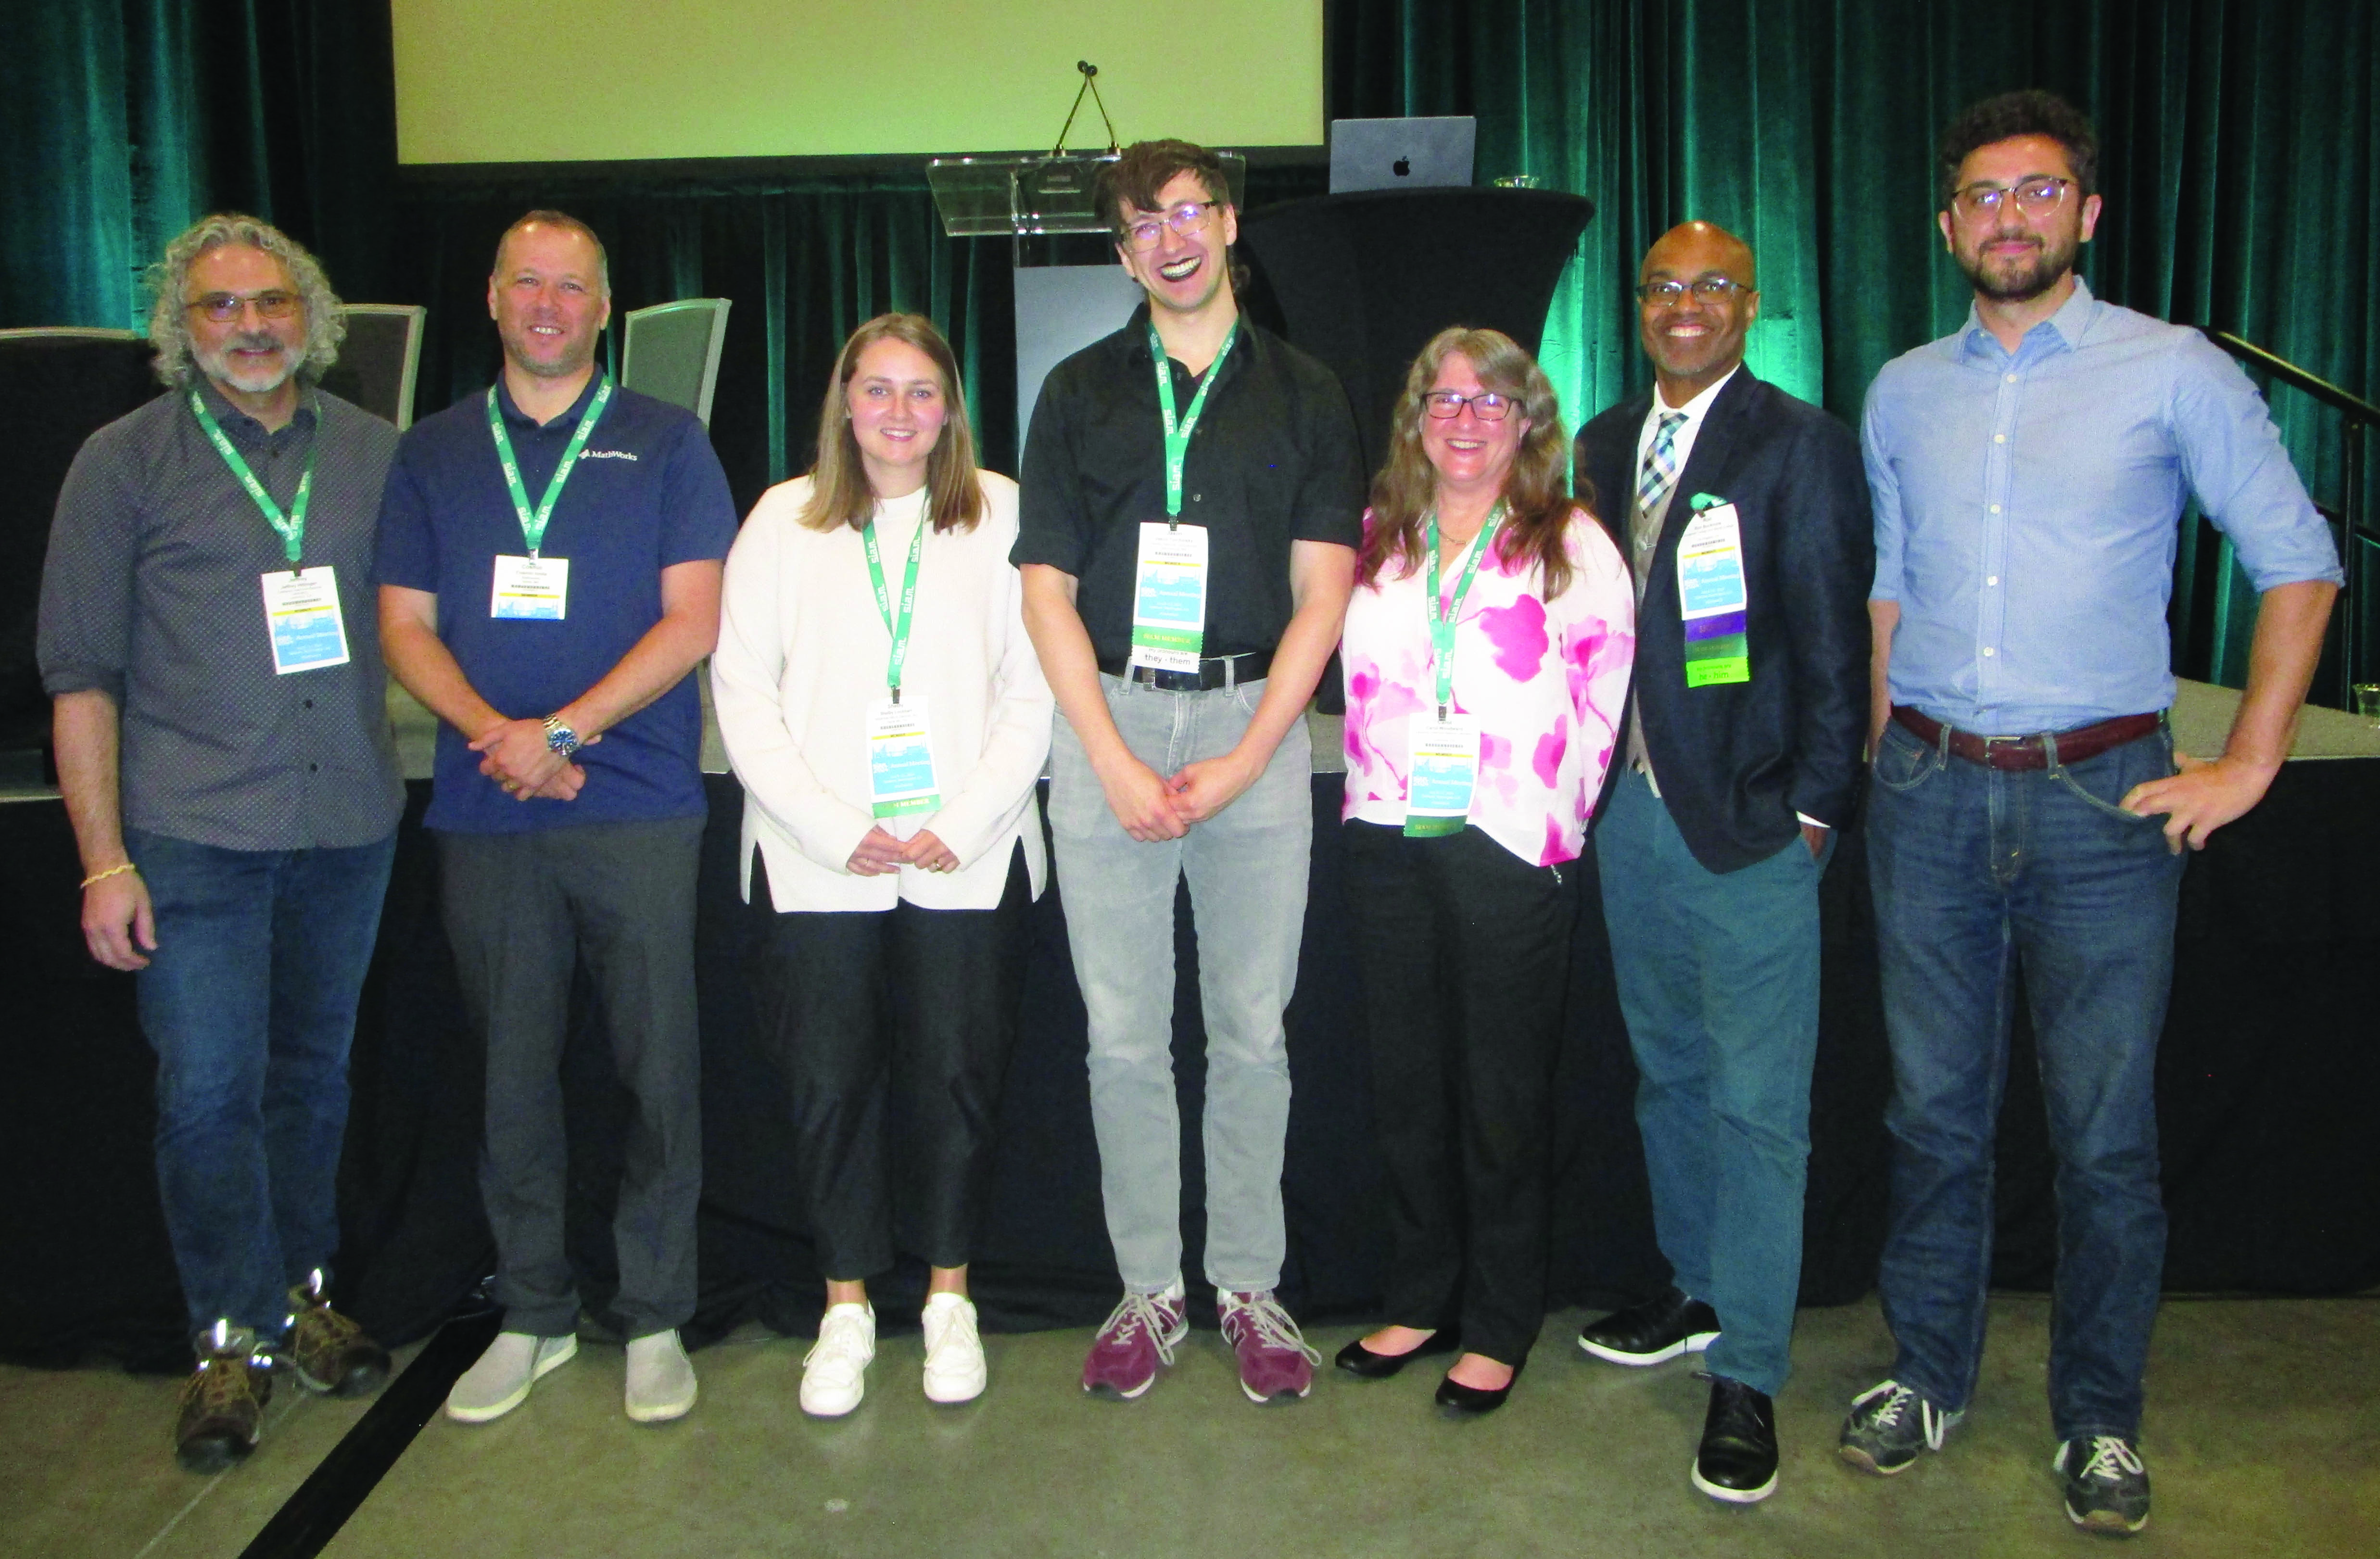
[1013,139,1364,1407]
[38,215,402,1472]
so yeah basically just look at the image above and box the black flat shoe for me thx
[1334,1330,1458,1380]
[1434,1360,1522,1417]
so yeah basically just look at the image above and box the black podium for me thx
[1238,187,1595,472]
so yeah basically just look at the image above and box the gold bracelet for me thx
[80,862,139,888]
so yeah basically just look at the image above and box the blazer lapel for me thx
[1648,370,1761,595]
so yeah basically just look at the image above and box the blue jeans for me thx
[127,827,397,1344]
[1595,771,1826,1398]
[1866,717,2185,1442]
[1046,675,1311,1294]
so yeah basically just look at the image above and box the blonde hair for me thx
[798,314,985,534]
[1360,327,1582,600]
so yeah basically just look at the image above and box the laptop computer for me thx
[1327,117,1478,193]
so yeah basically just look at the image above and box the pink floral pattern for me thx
[1342,509,1634,866]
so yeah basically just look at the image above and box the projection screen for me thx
[392,0,1326,165]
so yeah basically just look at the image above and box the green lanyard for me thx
[1423,504,1504,721]
[190,391,314,565]
[484,375,613,557]
[1149,321,1238,522]
[861,510,928,702]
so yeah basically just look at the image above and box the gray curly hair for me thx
[144,214,346,389]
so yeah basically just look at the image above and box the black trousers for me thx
[1341,820,1577,1366]
[747,844,1030,1281]
[436,816,706,1339]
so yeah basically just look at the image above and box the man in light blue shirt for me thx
[1845,90,2339,1536]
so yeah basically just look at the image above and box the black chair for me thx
[0,329,163,781]
[317,304,427,430]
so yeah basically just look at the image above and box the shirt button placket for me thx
[1979,359,2021,709]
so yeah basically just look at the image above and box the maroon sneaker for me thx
[1219,1290,1320,1404]
[1081,1289,1189,1400]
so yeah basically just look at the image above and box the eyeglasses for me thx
[1950,177,2075,221]
[1423,390,1517,422]
[1634,277,1751,308]
[186,290,300,323]
[1122,202,1217,252]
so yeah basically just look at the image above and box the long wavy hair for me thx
[1360,327,1585,600]
[144,214,345,390]
[798,313,985,534]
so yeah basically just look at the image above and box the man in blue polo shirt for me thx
[376,210,736,1426]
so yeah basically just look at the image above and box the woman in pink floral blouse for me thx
[1331,327,1634,1415]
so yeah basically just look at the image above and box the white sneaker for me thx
[624,1329,698,1423]
[445,1331,577,1423]
[800,1303,875,1418]
[921,1293,986,1404]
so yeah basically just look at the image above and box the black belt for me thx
[1096,648,1273,692]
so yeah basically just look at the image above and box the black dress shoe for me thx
[1335,1330,1459,1380]
[1691,1375,1779,1503]
[1434,1359,1522,1417]
[1577,1285,1722,1366]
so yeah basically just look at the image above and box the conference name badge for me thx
[1404,713,1481,837]
[867,697,940,819]
[1676,500,1750,687]
[260,567,350,675]
[491,554,569,620]
[1128,521,1207,673]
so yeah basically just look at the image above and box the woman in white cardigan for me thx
[712,314,1052,1417]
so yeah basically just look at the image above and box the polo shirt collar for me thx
[494,367,605,431]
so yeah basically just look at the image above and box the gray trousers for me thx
[1046,674,1312,1294]
[436,816,705,1338]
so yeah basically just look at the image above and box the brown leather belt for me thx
[1891,707,2161,772]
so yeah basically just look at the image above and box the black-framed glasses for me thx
[1423,390,1517,422]
[1634,277,1751,308]
[1950,176,2075,221]
[1122,202,1217,252]
[186,290,300,323]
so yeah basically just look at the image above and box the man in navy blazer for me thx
[1570,222,1873,1506]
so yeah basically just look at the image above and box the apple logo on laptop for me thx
[1393,157,1411,177]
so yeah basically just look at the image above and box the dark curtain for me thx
[6,0,2373,683]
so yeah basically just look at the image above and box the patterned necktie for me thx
[1636,410,1688,520]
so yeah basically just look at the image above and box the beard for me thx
[1957,224,2079,304]
[193,330,300,394]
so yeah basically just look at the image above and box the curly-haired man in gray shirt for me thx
[38,214,403,1473]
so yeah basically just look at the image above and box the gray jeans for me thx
[1046,674,1312,1294]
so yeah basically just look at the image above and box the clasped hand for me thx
[1099,749,1262,842]
[847,826,960,876]
[470,716,597,801]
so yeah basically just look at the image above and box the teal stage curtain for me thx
[5,0,2374,689]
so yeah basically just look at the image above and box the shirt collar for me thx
[1959,275,2099,361]
[1129,299,1250,388]
[193,376,319,441]
[1643,361,1740,436]
[494,368,605,431]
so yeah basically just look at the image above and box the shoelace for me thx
[185,1352,258,1420]
[923,1300,978,1357]
[295,1297,366,1349]
[1221,1293,1321,1365]
[804,1310,872,1370]
[1851,1379,1949,1450]
[1099,1292,1181,1365]
[2073,1436,2145,1483]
